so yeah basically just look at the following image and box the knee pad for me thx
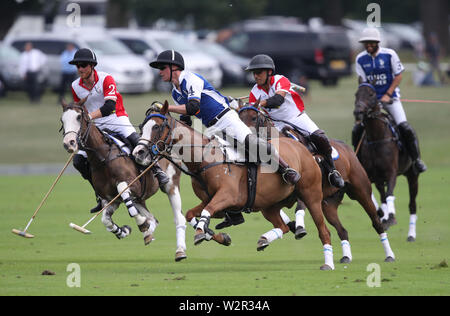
[126,132,141,148]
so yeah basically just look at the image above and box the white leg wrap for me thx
[386,195,396,215]
[189,217,198,228]
[196,210,210,232]
[341,240,352,261]
[408,214,417,239]
[371,193,379,210]
[176,224,187,250]
[380,232,395,259]
[295,209,305,228]
[261,228,283,243]
[117,182,138,217]
[381,203,388,220]
[279,210,291,225]
[323,244,335,270]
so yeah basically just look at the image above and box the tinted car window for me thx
[12,40,78,54]
[118,38,151,55]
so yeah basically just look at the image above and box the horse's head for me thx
[354,83,379,122]
[60,97,89,153]
[238,101,273,139]
[133,100,173,165]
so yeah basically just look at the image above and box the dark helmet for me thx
[245,54,275,72]
[69,48,98,66]
[149,50,185,70]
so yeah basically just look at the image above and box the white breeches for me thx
[205,109,252,144]
[383,98,407,124]
[273,112,319,134]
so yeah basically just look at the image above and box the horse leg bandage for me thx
[323,244,335,270]
[117,182,138,217]
[196,210,211,232]
[295,209,305,228]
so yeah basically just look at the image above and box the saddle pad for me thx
[213,135,247,163]
[332,146,339,161]
[106,134,131,155]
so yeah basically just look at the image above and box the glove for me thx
[180,114,192,126]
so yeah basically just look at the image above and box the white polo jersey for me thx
[249,75,305,121]
[71,70,135,137]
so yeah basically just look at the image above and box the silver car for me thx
[5,31,154,94]
[0,42,24,91]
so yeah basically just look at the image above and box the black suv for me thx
[222,24,352,86]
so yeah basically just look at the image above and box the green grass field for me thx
[0,72,449,296]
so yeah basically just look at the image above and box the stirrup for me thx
[328,170,345,188]
[281,168,301,185]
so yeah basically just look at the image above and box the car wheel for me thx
[321,78,338,86]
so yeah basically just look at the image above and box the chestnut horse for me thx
[238,105,395,263]
[60,99,187,261]
[133,102,336,270]
[354,83,420,242]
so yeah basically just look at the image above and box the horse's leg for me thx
[116,181,157,245]
[292,199,307,239]
[322,197,352,264]
[134,202,158,245]
[164,182,188,261]
[375,182,389,225]
[384,174,399,229]
[186,202,232,247]
[257,207,290,251]
[101,201,131,239]
[300,186,334,270]
[193,190,237,246]
[405,169,419,242]
[346,175,396,262]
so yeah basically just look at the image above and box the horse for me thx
[354,83,420,242]
[133,101,337,270]
[60,98,187,261]
[238,105,395,263]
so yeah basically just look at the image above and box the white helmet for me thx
[359,27,381,42]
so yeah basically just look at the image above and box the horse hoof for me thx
[385,256,395,263]
[387,214,397,226]
[320,264,334,271]
[194,233,206,246]
[340,256,352,264]
[295,227,307,240]
[381,219,390,231]
[144,234,154,245]
[219,233,232,246]
[407,236,416,242]
[175,249,187,262]
[257,237,269,251]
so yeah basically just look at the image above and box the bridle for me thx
[138,113,176,159]
[60,104,94,151]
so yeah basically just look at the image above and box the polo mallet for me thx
[355,130,366,156]
[69,158,159,234]
[12,152,75,238]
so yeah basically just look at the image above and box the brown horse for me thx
[133,101,336,270]
[238,105,395,263]
[60,99,187,261]
[354,83,420,242]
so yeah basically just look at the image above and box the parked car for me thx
[197,40,251,86]
[222,23,352,86]
[0,42,24,92]
[110,29,223,91]
[5,30,154,94]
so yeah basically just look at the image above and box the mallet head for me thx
[69,223,91,234]
[12,229,35,238]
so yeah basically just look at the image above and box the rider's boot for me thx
[310,130,345,188]
[127,132,170,191]
[397,122,427,173]
[73,153,103,212]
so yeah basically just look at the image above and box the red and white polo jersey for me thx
[249,75,305,120]
[71,70,128,123]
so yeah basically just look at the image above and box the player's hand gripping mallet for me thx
[12,152,75,238]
